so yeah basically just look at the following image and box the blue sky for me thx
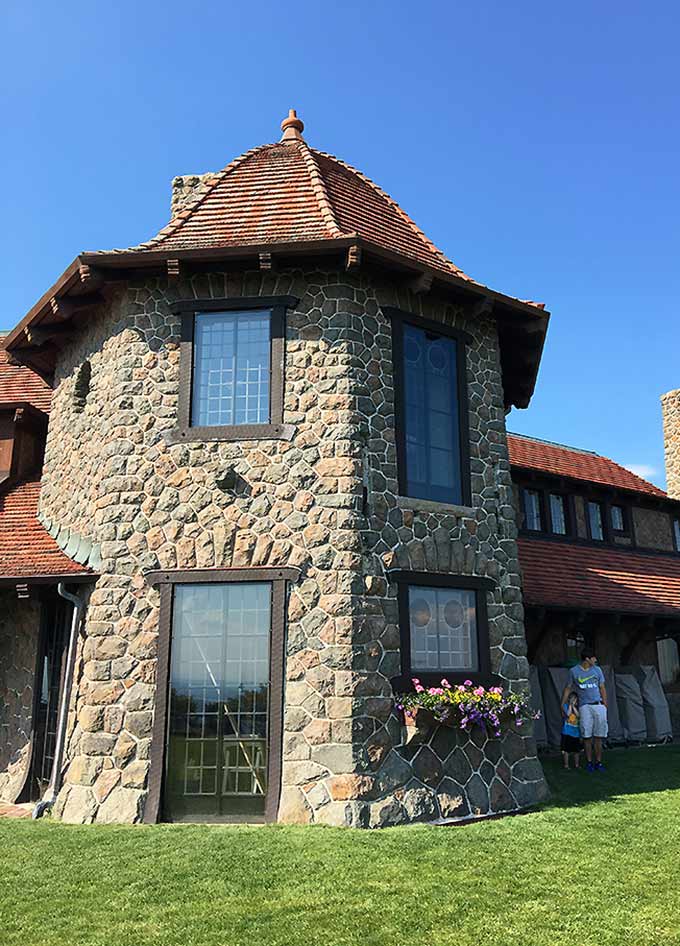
[2,1,678,486]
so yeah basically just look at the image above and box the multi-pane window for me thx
[673,518,680,552]
[523,489,543,531]
[549,494,567,535]
[611,505,626,532]
[588,501,604,541]
[408,585,479,672]
[166,582,271,819]
[192,310,271,427]
[401,323,463,505]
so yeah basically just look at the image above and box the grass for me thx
[2,746,680,946]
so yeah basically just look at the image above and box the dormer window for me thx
[169,296,297,444]
[523,489,543,531]
[587,501,605,541]
[549,493,567,535]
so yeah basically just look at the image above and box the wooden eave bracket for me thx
[167,259,181,281]
[408,270,434,295]
[259,252,274,271]
[78,263,104,293]
[471,296,494,318]
[345,245,361,272]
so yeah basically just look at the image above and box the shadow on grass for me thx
[540,743,680,810]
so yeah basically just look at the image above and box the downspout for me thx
[32,582,85,819]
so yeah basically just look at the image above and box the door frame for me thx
[144,566,299,824]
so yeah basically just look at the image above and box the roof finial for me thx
[280,109,305,142]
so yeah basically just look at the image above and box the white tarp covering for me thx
[615,673,648,743]
[622,665,672,742]
[538,666,571,748]
[529,664,547,747]
[600,664,625,744]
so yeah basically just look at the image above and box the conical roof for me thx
[128,110,471,280]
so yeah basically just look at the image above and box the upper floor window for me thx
[610,504,628,534]
[192,310,270,427]
[587,501,605,541]
[523,489,543,531]
[549,493,567,535]
[392,311,470,506]
[169,296,296,444]
[393,571,492,686]
[673,517,680,552]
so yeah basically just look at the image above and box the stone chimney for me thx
[661,388,680,499]
[171,173,215,217]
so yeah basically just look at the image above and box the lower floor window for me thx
[166,581,271,820]
[409,585,478,672]
[394,572,493,686]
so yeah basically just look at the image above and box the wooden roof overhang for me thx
[3,237,549,409]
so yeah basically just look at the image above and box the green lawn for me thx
[2,746,680,946]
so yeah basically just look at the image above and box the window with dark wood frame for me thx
[390,571,494,689]
[166,296,298,444]
[143,566,299,824]
[388,308,472,507]
[672,516,680,553]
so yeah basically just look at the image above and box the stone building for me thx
[0,110,551,825]
[510,433,680,679]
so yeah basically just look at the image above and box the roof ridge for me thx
[311,147,467,278]
[123,143,274,253]
[507,431,600,457]
[297,142,346,239]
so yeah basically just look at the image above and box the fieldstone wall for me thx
[662,389,680,501]
[0,593,40,803]
[40,266,547,826]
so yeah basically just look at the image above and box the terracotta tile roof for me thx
[118,138,476,280]
[518,537,680,616]
[0,347,52,413]
[0,479,91,581]
[508,433,666,498]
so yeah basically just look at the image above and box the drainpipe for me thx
[32,583,85,819]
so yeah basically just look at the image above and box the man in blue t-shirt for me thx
[561,650,608,772]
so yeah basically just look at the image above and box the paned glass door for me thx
[164,582,272,822]
[28,599,69,801]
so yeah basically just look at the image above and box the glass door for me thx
[164,582,272,822]
[28,598,69,801]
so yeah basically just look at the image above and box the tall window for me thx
[588,501,604,541]
[524,489,543,531]
[673,517,680,552]
[166,582,272,821]
[549,493,567,535]
[192,310,271,427]
[397,319,467,505]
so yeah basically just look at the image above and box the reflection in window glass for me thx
[588,501,604,540]
[403,324,462,504]
[524,489,543,531]
[674,518,680,551]
[550,494,567,534]
[192,310,270,427]
[611,505,625,532]
[408,585,478,671]
[166,582,271,819]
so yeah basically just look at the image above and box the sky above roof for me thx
[2,1,678,487]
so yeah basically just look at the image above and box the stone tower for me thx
[662,389,680,499]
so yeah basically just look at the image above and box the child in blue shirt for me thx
[561,692,582,769]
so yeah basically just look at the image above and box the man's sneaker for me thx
[586,762,595,773]
[595,762,606,772]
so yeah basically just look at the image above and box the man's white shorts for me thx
[580,703,608,739]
